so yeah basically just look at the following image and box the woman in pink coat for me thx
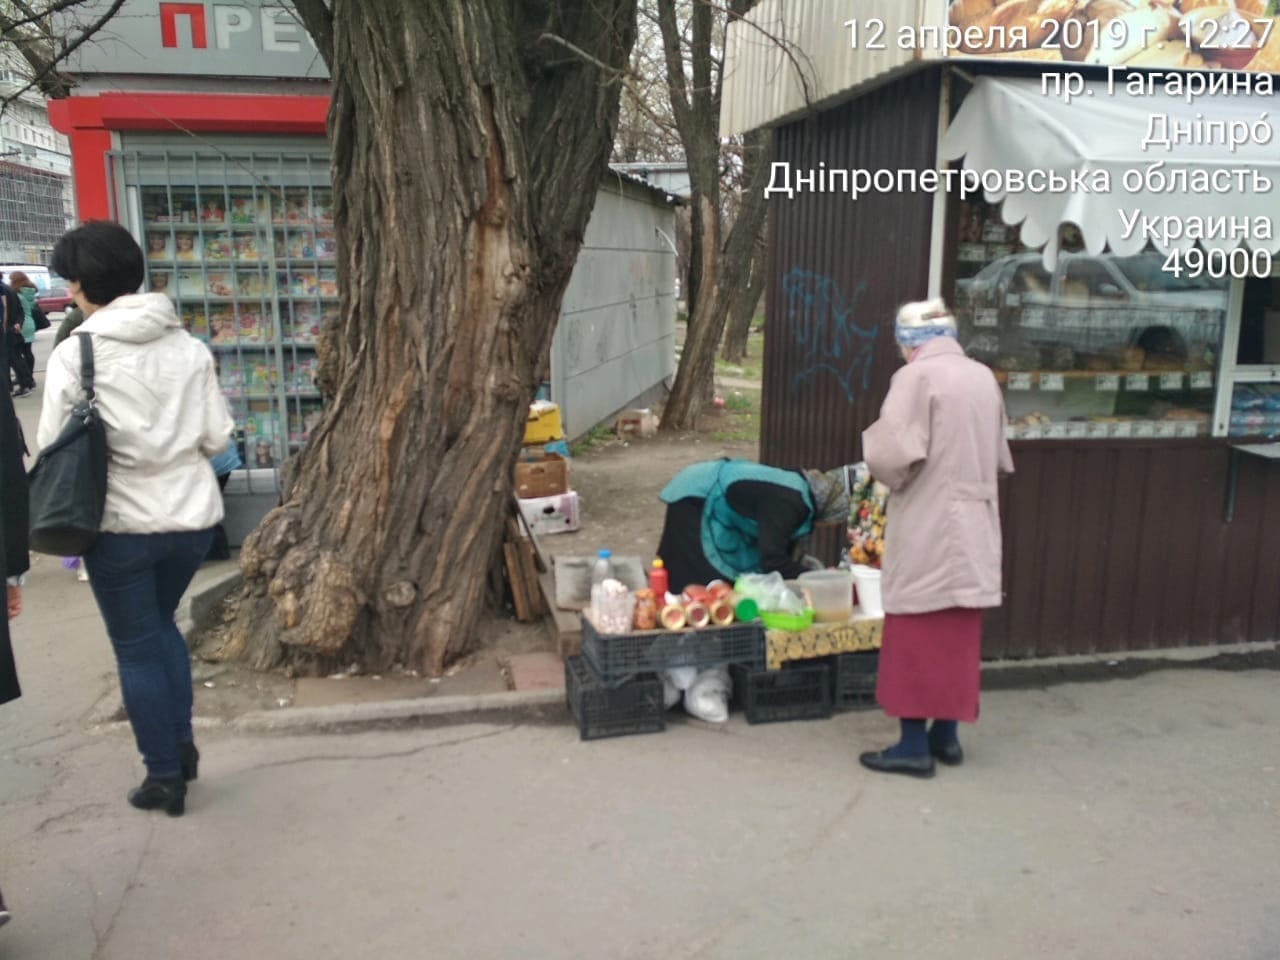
[860,299,1014,778]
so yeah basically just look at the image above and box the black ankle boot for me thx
[181,742,200,782]
[128,777,186,817]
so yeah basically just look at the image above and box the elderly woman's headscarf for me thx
[895,298,958,350]
[802,467,850,524]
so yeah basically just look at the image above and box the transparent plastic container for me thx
[797,570,854,623]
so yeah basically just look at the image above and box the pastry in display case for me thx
[952,231,1228,440]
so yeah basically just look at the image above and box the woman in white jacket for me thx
[39,222,233,817]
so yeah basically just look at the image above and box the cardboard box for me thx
[524,401,565,445]
[515,453,570,499]
[519,491,581,537]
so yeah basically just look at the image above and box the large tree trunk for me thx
[660,128,771,430]
[211,0,636,677]
[721,228,767,363]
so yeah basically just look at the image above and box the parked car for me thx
[0,264,74,314]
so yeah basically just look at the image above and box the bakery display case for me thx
[121,156,333,470]
[952,198,1228,440]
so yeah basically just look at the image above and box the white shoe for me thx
[77,567,89,582]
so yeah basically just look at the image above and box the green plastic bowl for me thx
[759,608,816,631]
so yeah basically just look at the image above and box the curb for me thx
[231,688,566,733]
[979,641,1280,691]
[176,567,243,640]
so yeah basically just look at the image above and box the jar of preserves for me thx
[633,589,659,631]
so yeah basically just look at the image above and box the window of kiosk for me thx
[110,149,331,478]
[1216,269,1280,440]
[951,198,1228,440]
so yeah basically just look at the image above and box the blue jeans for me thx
[85,529,214,779]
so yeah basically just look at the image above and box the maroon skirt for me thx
[875,608,983,723]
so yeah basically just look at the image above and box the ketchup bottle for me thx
[649,558,670,598]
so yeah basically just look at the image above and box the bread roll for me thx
[1123,37,1206,67]
[1246,17,1280,71]
[950,0,999,31]
[1178,0,1266,14]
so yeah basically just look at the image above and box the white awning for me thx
[940,75,1280,268]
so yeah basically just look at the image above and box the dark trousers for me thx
[7,335,32,390]
[656,497,731,593]
[85,529,215,779]
[17,341,34,383]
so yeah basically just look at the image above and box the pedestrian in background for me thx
[39,222,233,817]
[1,277,32,397]
[7,272,47,395]
[859,299,1014,779]
[1,302,31,927]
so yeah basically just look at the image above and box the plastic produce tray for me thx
[581,616,765,685]
[832,651,879,712]
[731,661,832,725]
[565,656,665,741]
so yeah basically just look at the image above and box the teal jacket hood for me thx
[660,459,815,579]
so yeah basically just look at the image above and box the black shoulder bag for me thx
[27,332,108,556]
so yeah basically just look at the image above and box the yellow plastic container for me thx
[524,402,565,445]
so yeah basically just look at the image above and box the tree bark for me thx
[721,226,767,363]
[211,0,636,677]
[653,0,771,430]
[660,127,771,430]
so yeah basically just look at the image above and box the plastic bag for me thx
[734,572,804,614]
[665,666,698,692]
[683,667,731,723]
[662,675,683,710]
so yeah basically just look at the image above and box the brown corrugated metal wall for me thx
[762,68,1280,655]
[988,442,1280,658]
[761,68,942,472]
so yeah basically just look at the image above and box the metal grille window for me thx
[108,148,333,493]
[0,161,68,255]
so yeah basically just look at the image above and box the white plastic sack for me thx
[665,666,698,692]
[683,667,732,724]
[662,675,683,710]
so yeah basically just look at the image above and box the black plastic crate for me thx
[832,651,879,712]
[565,656,666,741]
[731,661,832,725]
[581,616,764,685]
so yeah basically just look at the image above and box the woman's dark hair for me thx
[51,221,146,307]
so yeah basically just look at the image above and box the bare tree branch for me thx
[1,0,128,103]
[654,0,693,139]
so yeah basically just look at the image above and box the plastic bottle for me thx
[591,549,614,589]
[649,558,670,598]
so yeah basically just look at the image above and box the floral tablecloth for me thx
[765,617,883,671]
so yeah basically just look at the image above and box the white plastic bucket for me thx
[851,565,883,617]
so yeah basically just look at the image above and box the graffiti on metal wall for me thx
[782,269,878,403]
